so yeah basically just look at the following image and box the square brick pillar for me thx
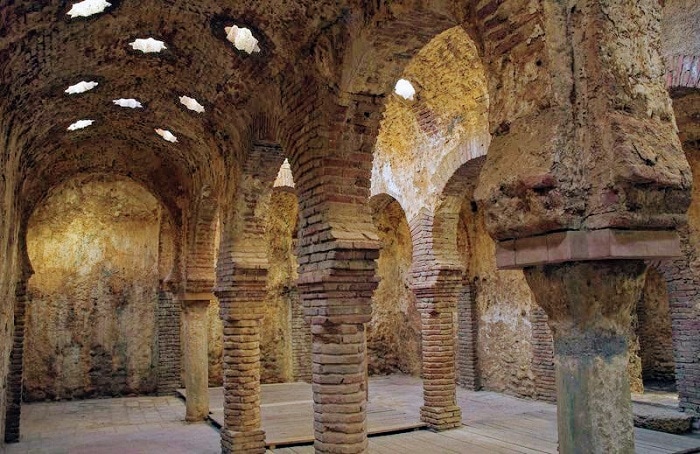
[216,270,267,454]
[180,293,211,422]
[414,271,462,431]
[298,250,378,454]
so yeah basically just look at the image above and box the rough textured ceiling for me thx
[0,0,468,219]
[0,1,355,217]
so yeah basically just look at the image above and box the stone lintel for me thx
[178,292,214,302]
[496,229,681,270]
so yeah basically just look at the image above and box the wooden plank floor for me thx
[179,374,700,453]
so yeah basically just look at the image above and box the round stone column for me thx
[525,260,647,454]
[180,294,211,422]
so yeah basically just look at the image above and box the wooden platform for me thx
[178,375,700,453]
[178,382,426,448]
[268,409,700,454]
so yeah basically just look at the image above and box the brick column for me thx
[456,282,479,390]
[413,270,462,430]
[216,269,267,454]
[180,293,211,422]
[157,286,182,395]
[4,277,29,443]
[290,287,312,382]
[298,247,378,454]
[525,260,647,454]
[530,306,556,402]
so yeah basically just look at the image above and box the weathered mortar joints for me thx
[215,271,267,454]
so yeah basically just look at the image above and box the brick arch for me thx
[665,55,700,92]
[184,185,219,293]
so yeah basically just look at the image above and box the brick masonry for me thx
[410,210,462,430]
[290,287,312,383]
[666,55,700,90]
[156,288,182,395]
[4,278,28,443]
[530,306,556,403]
[456,282,480,391]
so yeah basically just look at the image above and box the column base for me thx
[221,428,266,454]
[420,405,462,430]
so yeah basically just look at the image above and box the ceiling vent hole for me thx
[113,98,143,109]
[67,0,111,18]
[225,25,261,54]
[65,81,99,94]
[130,38,167,53]
[155,128,178,143]
[394,79,416,101]
[67,119,94,131]
[179,96,205,113]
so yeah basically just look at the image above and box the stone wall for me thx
[369,198,421,376]
[261,189,298,383]
[457,199,537,398]
[24,176,161,400]
[661,0,700,59]
[0,138,20,442]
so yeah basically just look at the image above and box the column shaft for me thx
[525,260,647,454]
[181,297,211,422]
[217,272,266,454]
[415,275,462,430]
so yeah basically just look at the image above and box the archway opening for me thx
[629,268,677,395]
[369,195,421,376]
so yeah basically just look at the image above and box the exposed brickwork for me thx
[216,273,267,454]
[278,79,382,452]
[290,287,312,383]
[156,288,182,395]
[666,55,700,90]
[410,210,462,430]
[651,233,700,416]
[4,278,28,443]
[456,282,480,391]
[214,140,289,452]
[530,306,556,403]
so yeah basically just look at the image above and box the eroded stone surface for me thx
[24,175,161,400]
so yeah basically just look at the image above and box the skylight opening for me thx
[130,38,167,54]
[224,25,261,54]
[394,79,416,101]
[67,119,94,131]
[67,0,111,18]
[65,81,99,95]
[155,128,178,143]
[113,98,143,109]
[179,96,205,113]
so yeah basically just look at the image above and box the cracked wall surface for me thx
[24,175,161,400]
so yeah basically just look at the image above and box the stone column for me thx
[180,293,211,422]
[216,269,267,454]
[524,260,647,454]
[414,270,462,430]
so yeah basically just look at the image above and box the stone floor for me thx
[4,395,220,453]
[5,375,700,453]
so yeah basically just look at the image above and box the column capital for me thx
[496,229,682,270]
[178,292,214,302]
